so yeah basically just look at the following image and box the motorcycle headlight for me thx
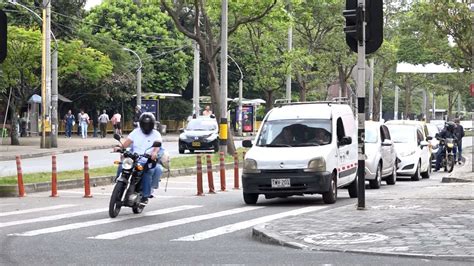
[122,158,134,170]
[447,143,454,148]
[399,150,416,157]
[243,159,260,174]
[305,157,326,172]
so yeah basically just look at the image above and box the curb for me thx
[0,145,115,162]
[0,162,242,197]
[252,224,474,262]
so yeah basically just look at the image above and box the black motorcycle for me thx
[438,137,457,173]
[109,134,161,218]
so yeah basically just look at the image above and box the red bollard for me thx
[219,152,226,191]
[206,154,216,194]
[233,153,240,190]
[83,155,92,198]
[15,156,25,197]
[196,155,204,196]
[51,154,58,197]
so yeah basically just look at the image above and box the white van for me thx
[242,102,358,204]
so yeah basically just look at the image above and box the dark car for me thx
[178,117,219,153]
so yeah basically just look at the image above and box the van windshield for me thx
[256,119,332,147]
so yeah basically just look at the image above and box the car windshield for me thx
[256,119,331,147]
[426,124,439,137]
[364,126,378,143]
[386,125,416,143]
[186,119,217,131]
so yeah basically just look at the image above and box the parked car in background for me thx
[178,116,219,154]
[426,123,440,166]
[365,121,397,188]
[385,123,431,181]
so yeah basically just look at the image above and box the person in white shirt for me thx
[98,110,110,138]
[78,110,90,139]
[115,112,162,204]
[111,111,122,136]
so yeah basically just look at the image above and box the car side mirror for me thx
[420,140,429,147]
[242,140,253,148]
[113,133,121,141]
[339,136,352,146]
[426,136,433,141]
[382,139,393,146]
[179,128,184,134]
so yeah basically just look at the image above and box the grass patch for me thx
[0,148,248,185]
[464,130,473,137]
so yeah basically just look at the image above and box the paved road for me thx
[0,141,243,177]
[0,170,467,265]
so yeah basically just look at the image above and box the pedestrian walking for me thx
[453,118,465,164]
[78,110,90,139]
[98,110,110,138]
[92,110,100,138]
[111,111,122,137]
[63,110,75,138]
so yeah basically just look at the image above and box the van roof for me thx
[266,103,352,121]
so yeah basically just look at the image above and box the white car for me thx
[242,102,358,204]
[364,121,397,188]
[385,124,431,181]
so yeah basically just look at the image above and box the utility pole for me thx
[379,95,383,121]
[40,0,51,148]
[286,1,292,102]
[394,85,399,120]
[422,89,427,121]
[193,41,200,117]
[432,92,436,119]
[51,49,58,147]
[369,58,374,120]
[123,48,142,107]
[219,0,228,154]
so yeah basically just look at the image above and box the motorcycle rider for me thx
[434,121,456,172]
[114,112,162,204]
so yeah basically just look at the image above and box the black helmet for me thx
[139,112,156,135]
[446,121,455,132]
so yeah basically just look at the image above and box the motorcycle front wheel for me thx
[109,181,126,218]
[447,154,455,173]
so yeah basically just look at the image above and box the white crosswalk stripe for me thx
[0,204,76,217]
[0,208,107,228]
[89,206,264,240]
[171,206,328,241]
[8,205,202,237]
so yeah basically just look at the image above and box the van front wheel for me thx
[322,174,337,204]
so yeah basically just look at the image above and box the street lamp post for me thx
[123,48,143,107]
[227,55,243,137]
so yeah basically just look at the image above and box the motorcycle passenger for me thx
[115,112,162,204]
[434,121,456,172]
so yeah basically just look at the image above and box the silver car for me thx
[365,121,397,188]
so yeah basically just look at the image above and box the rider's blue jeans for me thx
[142,165,162,198]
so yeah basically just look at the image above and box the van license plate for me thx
[271,178,290,188]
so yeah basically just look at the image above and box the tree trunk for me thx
[337,65,347,98]
[296,72,307,102]
[9,100,20,145]
[447,92,454,120]
[404,77,412,119]
[265,90,274,113]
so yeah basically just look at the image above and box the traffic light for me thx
[0,9,6,63]
[343,0,383,54]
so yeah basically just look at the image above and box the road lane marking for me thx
[171,206,328,241]
[0,208,107,228]
[0,205,76,217]
[9,205,202,237]
[89,206,263,240]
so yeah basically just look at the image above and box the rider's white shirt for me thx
[127,128,162,154]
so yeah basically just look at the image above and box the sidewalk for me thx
[253,147,474,261]
[0,134,180,161]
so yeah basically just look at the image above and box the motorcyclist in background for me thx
[434,121,456,172]
[114,112,163,204]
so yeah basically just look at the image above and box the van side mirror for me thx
[242,140,253,148]
[382,139,393,146]
[426,136,433,141]
[338,136,352,146]
[179,128,184,134]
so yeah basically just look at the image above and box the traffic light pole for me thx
[356,0,366,210]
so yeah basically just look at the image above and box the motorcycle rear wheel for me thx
[132,204,145,214]
[109,181,126,218]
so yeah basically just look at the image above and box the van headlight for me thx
[122,158,134,170]
[399,150,415,157]
[243,159,260,174]
[305,157,326,172]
